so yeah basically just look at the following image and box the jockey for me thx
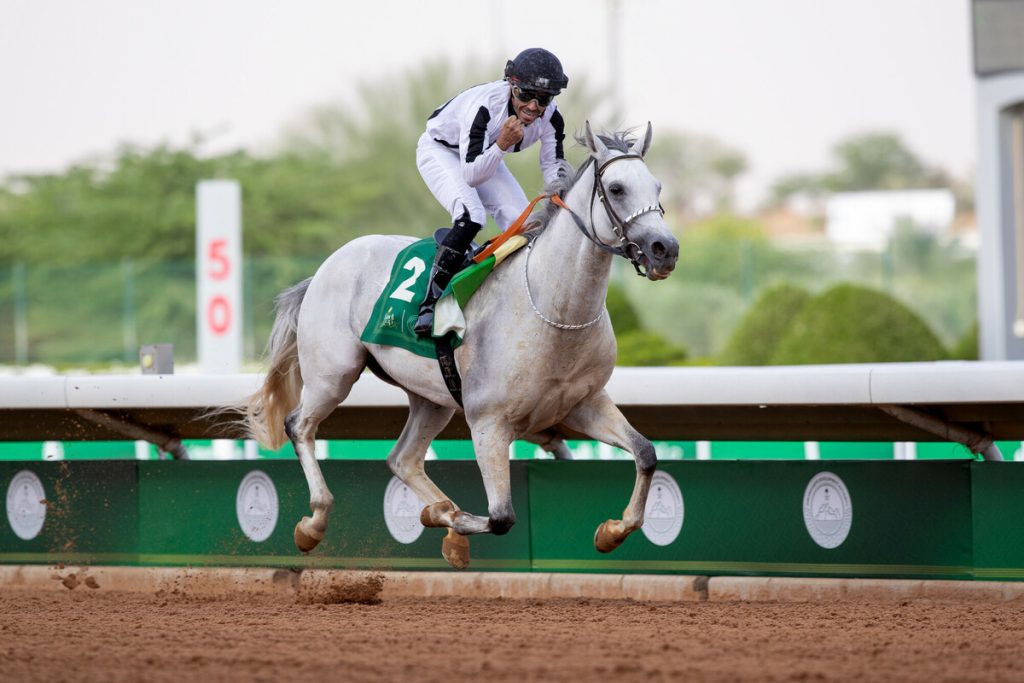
[413,47,569,336]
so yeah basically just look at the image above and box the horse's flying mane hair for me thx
[522,129,638,238]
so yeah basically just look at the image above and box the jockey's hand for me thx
[497,115,524,151]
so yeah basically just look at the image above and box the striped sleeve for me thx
[539,107,566,185]
[460,104,505,188]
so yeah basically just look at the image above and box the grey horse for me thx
[237,122,679,568]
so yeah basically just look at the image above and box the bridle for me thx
[522,151,666,331]
[552,152,665,277]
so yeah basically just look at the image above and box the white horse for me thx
[237,122,679,568]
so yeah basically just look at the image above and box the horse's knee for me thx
[386,453,421,484]
[631,434,657,475]
[488,503,516,536]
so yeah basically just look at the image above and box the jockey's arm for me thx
[459,107,510,188]
[539,108,567,186]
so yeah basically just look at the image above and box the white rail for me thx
[1,363,1023,454]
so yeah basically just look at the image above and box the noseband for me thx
[553,153,665,277]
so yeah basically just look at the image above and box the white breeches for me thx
[416,133,528,230]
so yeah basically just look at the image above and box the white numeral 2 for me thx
[389,256,427,303]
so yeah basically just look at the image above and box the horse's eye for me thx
[609,184,625,197]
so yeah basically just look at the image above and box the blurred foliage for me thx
[718,284,812,366]
[615,330,688,366]
[950,321,979,361]
[769,131,969,209]
[605,283,686,365]
[644,131,748,219]
[675,214,824,292]
[0,58,980,368]
[605,283,641,334]
[771,284,947,364]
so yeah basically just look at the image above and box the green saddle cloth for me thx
[360,237,516,359]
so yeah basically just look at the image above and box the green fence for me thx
[3,460,1022,580]
[3,438,1018,462]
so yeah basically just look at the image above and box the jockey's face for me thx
[510,84,553,125]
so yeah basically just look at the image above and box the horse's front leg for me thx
[562,389,657,553]
[420,416,516,539]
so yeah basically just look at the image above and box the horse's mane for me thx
[522,130,637,238]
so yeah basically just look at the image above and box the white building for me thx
[825,189,956,251]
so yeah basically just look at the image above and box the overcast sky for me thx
[0,0,976,207]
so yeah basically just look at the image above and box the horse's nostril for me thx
[651,241,667,259]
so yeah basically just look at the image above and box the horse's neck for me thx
[525,171,613,323]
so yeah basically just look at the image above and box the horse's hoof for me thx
[421,500,456,528]
[442,529,470,570]
[594,519,627,554]
[294,516,324,553]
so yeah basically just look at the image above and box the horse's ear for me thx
[583,121,609,160]
[630,122,653,158]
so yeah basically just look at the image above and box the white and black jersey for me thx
[425,80,566,188]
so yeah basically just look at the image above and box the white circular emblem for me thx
[383,476,424,544]
[6,470,47,541]
[803,471,853,549]
[641,470,684,546]
[236,470,278,542]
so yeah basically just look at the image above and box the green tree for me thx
[950,321,979,360]
[771,283,947,364]
[615,330,688,366]
[605,283,641,334]
[718,284,811,365]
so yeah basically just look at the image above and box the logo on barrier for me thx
[642,470,684,546]
[383,476,424,544]
[236,470,278,542]
[6,470,46,541]
[803,471,853,549]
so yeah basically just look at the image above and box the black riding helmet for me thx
[504,48,568,94]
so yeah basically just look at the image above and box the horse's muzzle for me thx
[640,234,679,281]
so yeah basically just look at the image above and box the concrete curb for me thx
[707,576,1024,603]
[2,566,1023,602]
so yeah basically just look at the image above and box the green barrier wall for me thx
[136,461,531,570]
[971,462,1024,580]
[0,461,138,565]
[0,460,1019,580]
[529,461,973,579]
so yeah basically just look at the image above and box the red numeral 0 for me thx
[207,296,231,335]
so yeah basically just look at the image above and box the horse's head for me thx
[581,121,679,280]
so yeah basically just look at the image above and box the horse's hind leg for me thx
[562,389,657,553]
[286,364,363,552]
[523,429,573,460]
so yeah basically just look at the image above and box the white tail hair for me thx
[242,277,311,449]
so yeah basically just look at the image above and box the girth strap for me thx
[435,334,463,407]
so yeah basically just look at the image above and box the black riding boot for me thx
[414,212,482,337]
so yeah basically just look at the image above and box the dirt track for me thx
[3,578,1024,683]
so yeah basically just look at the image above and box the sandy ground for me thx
[2,578,1023,683]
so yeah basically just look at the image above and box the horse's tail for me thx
[243,277,312,449]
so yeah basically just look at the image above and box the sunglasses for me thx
[512,85,554,107]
